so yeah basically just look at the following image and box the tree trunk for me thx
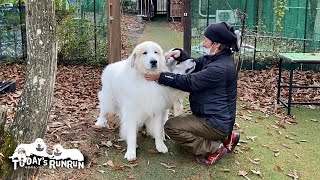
[0,0,57,179]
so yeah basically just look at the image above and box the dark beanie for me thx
[204,22,239,52]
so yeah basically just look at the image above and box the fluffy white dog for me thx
[9,138,50,162]
[52,144,84,161]
[95,41,195,161]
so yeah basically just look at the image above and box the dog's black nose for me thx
[150,60,157,67]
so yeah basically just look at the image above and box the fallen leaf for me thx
[160,162,175,169]
[239,140,248,143]
[243,115,252,121]
[103,160,114,167]
[148,149,159,154]
[124,162,139,169]
[64,120,72,128]
[238,170,248,176]
[282,144,292,149]
[238,170,251,179]
[310,119,318,122]
[235,160,240,165]
[274,152,280,157]
[251,169,262,176]
[127,174,135,179]
[287,170,299,180]
[124,163,138,169]
[294,154,301,159]
[113,144,122,149]
[165,169,176,173]
[248,158,260,165]
[91,125,104,131]
[240,146,253,151]
[246,136,257,141]
[114,165,125,170]
[220,168,230,172]
[275,165,283,171]
[98,170,105,173]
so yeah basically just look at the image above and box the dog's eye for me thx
[176,62,181,65]
[143,52,147,54]
[154,51,158,54]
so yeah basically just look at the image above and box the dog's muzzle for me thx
[150,59,157,68]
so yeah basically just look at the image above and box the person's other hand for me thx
[144,73,160,81]
[165,50,181,60]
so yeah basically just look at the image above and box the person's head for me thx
[202,22,239,55]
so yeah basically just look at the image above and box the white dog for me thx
[9,138,50,162]
[52,144,84,161]
[95,41,195,161]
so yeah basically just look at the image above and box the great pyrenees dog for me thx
[95,41,195,161]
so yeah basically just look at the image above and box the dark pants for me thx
[164,114,228,157]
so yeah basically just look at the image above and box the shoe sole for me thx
[230,133,240,152]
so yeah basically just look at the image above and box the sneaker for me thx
[196,147,228,166]
[223,132,240,152]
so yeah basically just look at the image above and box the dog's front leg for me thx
[121,115,138,161]
[154,113,168,153]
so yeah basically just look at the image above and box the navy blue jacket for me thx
[158,49,237,135]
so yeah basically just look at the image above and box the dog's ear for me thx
[130,53,136,68]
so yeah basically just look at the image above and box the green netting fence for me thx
[56,0,108,65]
[0,0,108,65]
[191,0,320,70]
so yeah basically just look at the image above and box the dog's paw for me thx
[156,142,168,153]
[95,117,108,127]
[124,151,137,161]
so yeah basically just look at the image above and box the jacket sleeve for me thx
[158,65,225,92]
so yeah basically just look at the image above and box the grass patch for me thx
[90,105,319,180]
[138,20,183,51]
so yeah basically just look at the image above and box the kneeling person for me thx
[144,22,240,165]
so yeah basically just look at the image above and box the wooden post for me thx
[183,0,191,55]
[107,0,121,64]
[0,106,7,138]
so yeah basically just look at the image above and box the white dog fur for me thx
[52,144,84,161]
[9,138,50,162]
[95,41,195,161]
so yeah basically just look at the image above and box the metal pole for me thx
[206,0,210,26]
[277,58,283,104]
[237,0,248,73]
[18,0,26,59]
[94,0,97,61]
[253,0,259,70]
[303,0,308,52]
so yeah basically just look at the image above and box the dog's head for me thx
[129,41,166,74]
[52,144,63,156]
[34,138,46,151]
[166,57,196,75]
[17,148,26,155]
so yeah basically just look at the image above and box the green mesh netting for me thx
[0,0,108,64]
[56,0,108,64]
[191,0,320,69]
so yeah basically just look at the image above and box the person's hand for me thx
[165,50,181,60]
[144,73,160,81]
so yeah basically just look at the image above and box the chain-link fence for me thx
[0,0,108,65]
[56,0,108,65]
[191,0,320,70]
[0,1,26,60]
